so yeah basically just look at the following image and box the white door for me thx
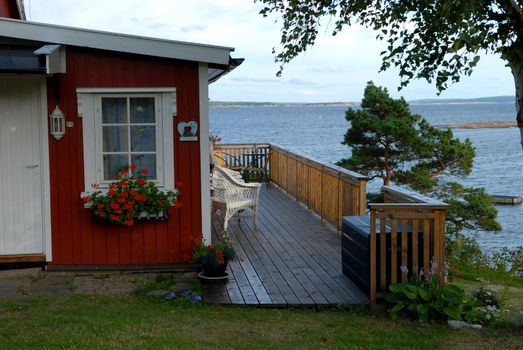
[0,77,46,256]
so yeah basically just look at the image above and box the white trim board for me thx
[199,63,212,244]
[39,78,52,261]
[77,88,176,193]
[0,18,234,65]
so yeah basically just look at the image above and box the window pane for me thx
[102,97,127,124]
[103,126,128,152]
[103,154,128,181]
[130,97,155,123]
[131,126,155,152]
[131,154,156,179]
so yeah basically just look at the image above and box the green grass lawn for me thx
[1,295,522,350]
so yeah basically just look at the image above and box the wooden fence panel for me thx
[214,144,368,231]
[368,194,449,305]
[297,162,310,204]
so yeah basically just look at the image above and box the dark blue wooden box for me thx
[341,216,424,296]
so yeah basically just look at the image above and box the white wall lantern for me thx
[50,106,65,141]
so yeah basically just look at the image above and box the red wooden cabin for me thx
[0,0,241,268]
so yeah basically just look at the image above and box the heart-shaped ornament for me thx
[177,121,198,137]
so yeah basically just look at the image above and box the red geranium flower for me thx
[115,209,122,214]
[82,196,92,203]
[110,215,120,221]
[119,169,128,175]
[130,164,137,171]
[136,179,145,186]
[118,180,128,187]
[110,202,120,210]
[207,245,215,251]
[182,254,191,262]
[216,251,224,258]
[120,191,129,198]
[97,203,104,209]
[117,197,126,204]
[140,169,149,175]
[108,188,117,196]
[111,174,118,179]
[98,211,106,218]
[124,201,134,210]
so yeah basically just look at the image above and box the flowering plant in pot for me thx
[190,233,235,277]
[82,165,180,226]
[209,133,222,143]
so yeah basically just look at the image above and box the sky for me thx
[26,0,515,103]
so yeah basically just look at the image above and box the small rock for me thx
[172,282,193,293]
[190,294,202,304]
[177,289,192,297]
[147,290,171,297]
[448,320,482,330]
[183,272,198,279]
[163,291,177,301]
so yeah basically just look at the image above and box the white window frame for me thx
[77,88,176,193]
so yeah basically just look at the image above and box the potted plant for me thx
[190,233,235,278]
[82,165,180,226]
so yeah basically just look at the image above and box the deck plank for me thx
[204,184,369,306]
[259,192,359,303]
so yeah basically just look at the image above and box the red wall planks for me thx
[0,0,21,19]
[47,47,202,266]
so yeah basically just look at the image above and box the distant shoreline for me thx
[210,96,514,109]
[439,121,517,129]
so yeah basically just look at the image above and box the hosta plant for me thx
[386,259,502,325]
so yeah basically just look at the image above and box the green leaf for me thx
[444,305,463,320]
[404,285,419,300]
[389,283,406,294]
[418,287,432,301]
[389,301,405,314]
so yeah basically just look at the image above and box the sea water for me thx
[210,102,522,252]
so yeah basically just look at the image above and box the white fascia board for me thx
[0,18,234,65]
[198,63,212,244]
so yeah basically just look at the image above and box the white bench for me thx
[212,166,262,231]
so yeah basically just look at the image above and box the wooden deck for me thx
[203,185,369,306]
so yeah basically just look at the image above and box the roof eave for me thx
[0,17,234,65]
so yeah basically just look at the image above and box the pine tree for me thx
[338,82,501,257]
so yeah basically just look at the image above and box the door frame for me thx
[0,74,52,261]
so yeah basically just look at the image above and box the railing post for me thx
[369,208,377,305]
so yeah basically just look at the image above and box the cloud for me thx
[288,78,322,87]
[229,76,280,84]
[228,76,322,88]
[307,67,344,73]
[27,0,514,102]
[299,89,318,96]
[179,24,208,33]
[130,17,168,30]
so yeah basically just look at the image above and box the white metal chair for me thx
[212,166,262,231]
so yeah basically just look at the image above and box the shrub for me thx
[386,261,503,325]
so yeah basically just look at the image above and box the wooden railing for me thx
[213,144,448,306]
[213,143,367,230]
[213,143,270,171]
[269,144,367,229]
[368,186,448,304]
